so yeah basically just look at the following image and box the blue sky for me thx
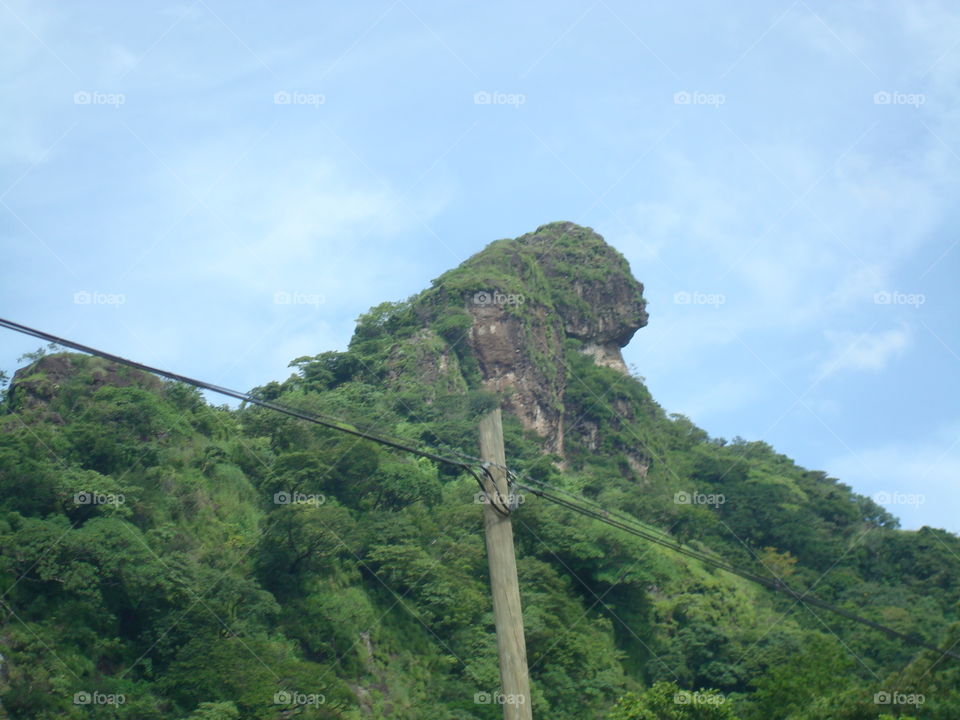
[1,1,957,532]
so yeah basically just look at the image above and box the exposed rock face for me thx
[579,343,629,375]
[518,221,648,349]
[425,221,647,456]
[467,299,566,454]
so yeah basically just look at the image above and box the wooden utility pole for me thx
[479,408,532,720]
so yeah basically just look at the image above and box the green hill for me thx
[1,223,956,719]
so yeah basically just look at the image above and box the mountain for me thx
[1,222,958,720]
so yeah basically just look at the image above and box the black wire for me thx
[516,479,960,662]
[0,317,515,515]
[479,464,514,516]
[471,465,511,517]
[0,317,480,469]
[4,317,954,660]
[513,471,683,544]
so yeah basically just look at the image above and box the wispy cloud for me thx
[818,325,910,378]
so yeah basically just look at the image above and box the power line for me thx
[514,474,960,662]
[2,317,956,660]
[0,317,511,515]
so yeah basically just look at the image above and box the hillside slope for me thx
[1,222,957,719]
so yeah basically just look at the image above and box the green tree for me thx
[608,682,740,720]
[180,702,240,720]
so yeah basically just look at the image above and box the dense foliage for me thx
[0,230,957,718]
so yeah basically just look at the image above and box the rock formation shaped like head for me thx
[415,221,648,455]
[516,221,648,347]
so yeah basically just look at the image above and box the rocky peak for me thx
[418,221,647,456]
[515,222,648,347]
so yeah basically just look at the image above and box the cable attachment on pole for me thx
[478,461,513,516]
[495,465,524,512]
[504,469,527,511]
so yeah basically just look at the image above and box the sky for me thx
[1,1,958,532]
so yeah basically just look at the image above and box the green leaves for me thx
[608,682,739,720]
[2,326,959,720]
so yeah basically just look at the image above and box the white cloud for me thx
[817,325,911,378]
[173,151,454,304]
